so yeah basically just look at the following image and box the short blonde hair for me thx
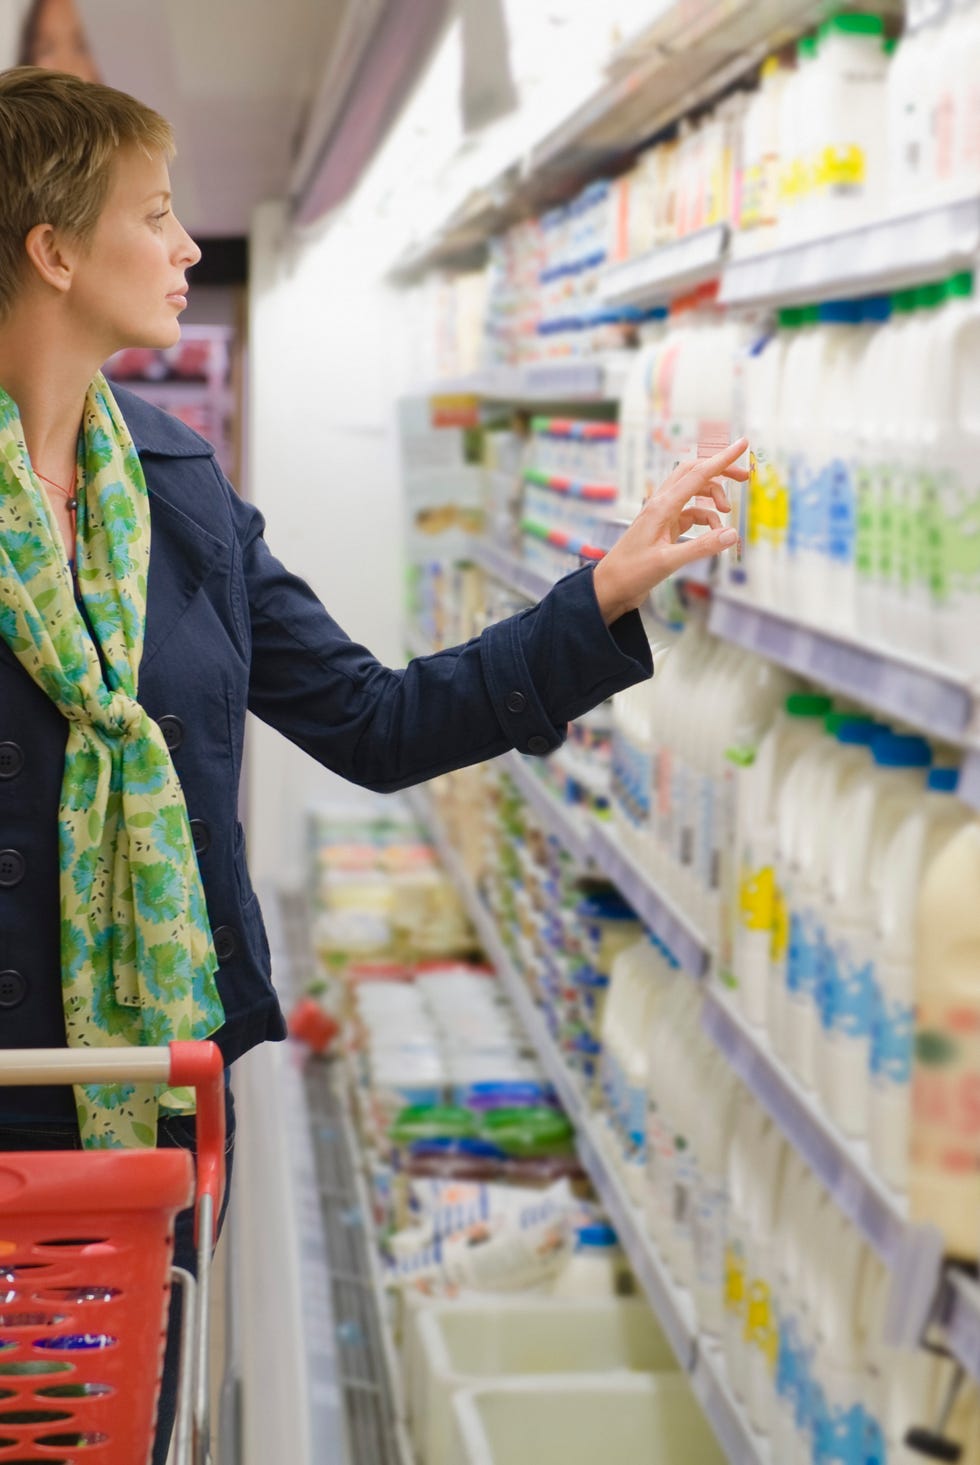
[0,67,175,319]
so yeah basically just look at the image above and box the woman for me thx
[17,0,100,79]
[0,65,744,1461]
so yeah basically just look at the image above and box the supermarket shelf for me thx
[589,821,712,978]
[471,537,557,602]
[391,0,827,282]
[409,785,768,1465]
[428,355,630,403]
[601,224,729,308]
[504,750,593,866]
[701,989,946,1348]
[709,591,975,747]
[720,194,980,308]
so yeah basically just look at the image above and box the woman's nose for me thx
[175,223,202,270]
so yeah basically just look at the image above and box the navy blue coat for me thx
[0,386,652,1120]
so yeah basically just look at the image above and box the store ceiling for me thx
[70,0,352,236]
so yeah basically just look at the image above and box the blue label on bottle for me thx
[827,459,856,564]
[776,1313,800,1405]
[816,1403,871,1465]
[821,942,875,1038]
[863,1413,888,1465]
[870,993,914,1084]
[787,912,822,997]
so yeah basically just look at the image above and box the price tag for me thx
[756,613,798,661]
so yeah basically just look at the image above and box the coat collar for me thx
[108,385,231,670]
[111,382,216,459]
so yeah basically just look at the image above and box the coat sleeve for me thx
[230,488,652,794]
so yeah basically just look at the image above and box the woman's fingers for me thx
[678,505,724,535]
[657,439,748,519]
[662,521,740,573]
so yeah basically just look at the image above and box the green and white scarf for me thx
[0,374,224,1149]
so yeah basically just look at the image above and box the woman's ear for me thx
[23,223,75,295]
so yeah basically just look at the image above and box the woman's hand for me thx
[592,438,749,624]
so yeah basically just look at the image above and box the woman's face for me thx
[66,145,202,356]
[29,0,100,82]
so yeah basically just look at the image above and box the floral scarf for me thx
[0,374,224,1148]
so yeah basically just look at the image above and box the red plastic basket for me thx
[0,1042,226,1465]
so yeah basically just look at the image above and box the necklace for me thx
[35,469,78,516]
[35,470,79,575]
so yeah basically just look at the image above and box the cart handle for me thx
[0,1041,226,1247]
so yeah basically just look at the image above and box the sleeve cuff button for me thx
[505,690,527,714]
[527,735,550,755]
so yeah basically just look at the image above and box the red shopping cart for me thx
[0,1041,226,1465]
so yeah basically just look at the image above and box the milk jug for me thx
[772,305,819,608]
[868,766,971,1194]
[909,818,980,1260]
[888,0,937,210]
[692,1055,742,1338]
[948,0,980,195]
[785,36,820,240]
[808,12,889,233]
[769,1157,821,1456]
[893,280,946,658]
[643,970,695,1249]
[733,692,828,1028]
[723,1090,762,1402]
[743,312,796,609]
[783,716,883,1088]
[743,1125,790,1433]
[856,289,917,643]
[819,732,932,1138]
[921,271,980,677]
[811,1213,880,1465]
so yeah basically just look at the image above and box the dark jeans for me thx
[0,1080,236,1465]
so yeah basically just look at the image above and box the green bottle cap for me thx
[786,693,834,718]
[778,306,803,329]
[797,34,818,59]
[945,270,973,300]
[916,280,945,310]
[891,288,918,313]
[824,11,884,37]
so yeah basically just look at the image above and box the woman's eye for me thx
[150,211,170,229]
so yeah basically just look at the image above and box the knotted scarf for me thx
[0,374,224,1148]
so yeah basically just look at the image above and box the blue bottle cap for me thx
[835,718,884,746]
[871,733,932,769]
[927,767,959,792]
[818,299,861,324]
[860,294,892,323]
[576,1223,619,1248]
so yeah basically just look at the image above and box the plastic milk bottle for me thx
[909,818,980,1260]
[819,732,931,1138]
[733,692,829,1028]
[868,766,971,1194]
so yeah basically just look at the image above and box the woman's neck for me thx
[0,298,104,483]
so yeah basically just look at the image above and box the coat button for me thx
[0,850,25,888]
[158,715,184,752]
[0,970,26,1009]
[213,926,237,963]
[0,742,24,779]
[190,820,211,856]
[527,735,550,755]
[505,691,527,714]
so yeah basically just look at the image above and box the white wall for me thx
[244,201,416,886]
